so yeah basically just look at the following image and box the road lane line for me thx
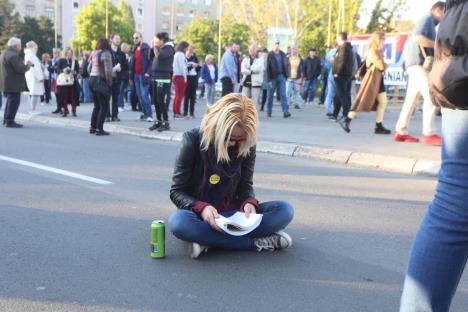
[0,154,114,185]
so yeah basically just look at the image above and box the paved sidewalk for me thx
[8,95,441,177]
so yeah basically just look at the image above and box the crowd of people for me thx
[0,2,444,144]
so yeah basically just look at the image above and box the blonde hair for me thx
[200,94,258,163]
[61,47,73,58]
[366,31,385,59]
[205,54,214,62]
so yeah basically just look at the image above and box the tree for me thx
[19,16,58,56]
[72,0,135,52]
[177,17,251,63]
[0,0,21,51]
[365,0,406,33]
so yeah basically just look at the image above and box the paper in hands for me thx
[214,212,263,236]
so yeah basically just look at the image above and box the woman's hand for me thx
[243,203,256,218]
[201,205,223,232]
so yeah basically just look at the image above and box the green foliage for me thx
[19,16,59,56]
[177,17,251,63]
[365,0,405,33]
[73,0,135,52]
[298,0,363,56]
[0,0,21,51]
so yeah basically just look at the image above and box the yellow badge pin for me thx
[209,174,221,185]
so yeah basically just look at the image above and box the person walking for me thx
[118,43,131,111]
[394,2,445,146]
[338,31,391,135]
[303,48,321,105]
[172,41,189,119]
[286,46,304,110]
[332,32,354,122]
[266,41,291,118]
[319,47,331,105]
[50,48,61,113]
[200,54,218,106]
[88,38,113,136]
[0,37,32,128]
[219,44,238,96]
[324,46,338,118]
[399,1,468,310]
[129,32,153,122]
[168,93,294,259]
[149,32,174,132]
[41,53,52,105]
[24,41,44,114]
[183,45,200,118]
[56,48,80,117]
[107,34,128,122]
[241,44,265,104]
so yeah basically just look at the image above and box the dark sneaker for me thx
[89,128,96,134]
[157,122,170,132]
[149,121,162,131]
[254,231,293,252]
[375,123,391,135]
[112,117,120,122]
[329,115,337,122]
[283,112,291,118]
[5,122,23,128]
[95,130,110,136]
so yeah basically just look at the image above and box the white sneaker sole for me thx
[275,231,293,249]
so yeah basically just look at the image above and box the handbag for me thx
[56,72,74,86]
[92,51,111,96]
[356,60,367,81]
[419,46,434,72]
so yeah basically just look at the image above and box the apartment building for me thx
[12,0,218,47]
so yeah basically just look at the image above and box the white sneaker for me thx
[146,117,154,122]
[254,231,292,252]
[118,107,124,113]
[188,242,209,259]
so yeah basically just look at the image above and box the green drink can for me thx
[150,220,165,258]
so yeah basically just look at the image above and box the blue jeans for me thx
[400,109,468,312]
[267,75,289,114]
[303,78,318,103]
[168,201,294,250]
[0,92,2,110]
[324,74,335,115]
[118,80,128,108]
[287,79,302,107]
[81,77,93,103]
[205,83,216,105]
[134,75,153,117]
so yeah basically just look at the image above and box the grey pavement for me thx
[9,94,442,176]
[0,123,467,312]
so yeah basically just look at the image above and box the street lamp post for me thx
[217,0,223,66]
[327,0,332,47]
[105,0,109,38]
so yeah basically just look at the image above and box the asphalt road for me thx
[0,122,466,312]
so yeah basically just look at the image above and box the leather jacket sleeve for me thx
[236,147,257,202]
[170,131,199,210]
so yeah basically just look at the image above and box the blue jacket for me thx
[201,63,218,84]
[129,42,152,82]
[220,51,237,82]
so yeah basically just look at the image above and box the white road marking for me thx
[0,154,114,185]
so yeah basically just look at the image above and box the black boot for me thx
[338,117,351,133]
[157,121,170,132]
[149,121,162,131]
[375,122,391,135]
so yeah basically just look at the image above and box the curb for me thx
[16,113,440,178]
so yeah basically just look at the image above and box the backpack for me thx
[429,0,468,110]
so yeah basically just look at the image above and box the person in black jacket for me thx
[266,41,291,118]
[303,48,322,105]
[183,45,200,118]
[107,34,128,122]
[332,32,354,121]
[149,32,174,132]
[167,93,294,259]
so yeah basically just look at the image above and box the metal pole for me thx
[217,0,223,66]
[341,0,345,32]
[293,0,300,45]
[105,0,109,38]
[54,0,58,47]
[327,0,332,46]
[170,0,175,39]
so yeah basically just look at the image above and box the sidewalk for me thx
[11,95,441,177]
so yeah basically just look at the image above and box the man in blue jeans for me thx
[266,41,291,118]
[129,32,153,122]
[303,48,322,105]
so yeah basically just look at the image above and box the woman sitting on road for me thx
[168,93,294,259]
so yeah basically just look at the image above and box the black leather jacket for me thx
[170,128,257,211]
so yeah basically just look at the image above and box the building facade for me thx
[12,0,218,48]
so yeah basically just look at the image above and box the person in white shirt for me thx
[24,41,44,113]
[172,41,189,119]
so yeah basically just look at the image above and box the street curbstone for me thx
[293,145,352,164]
[256,141,298,156]
[13,113,440,177]
[412,160,440,177]
[348,152,417,175]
